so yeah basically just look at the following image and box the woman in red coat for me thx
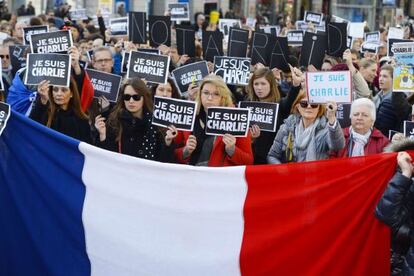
[169,74,253,167]
[331,98,389,158]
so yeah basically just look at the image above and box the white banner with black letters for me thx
[30,30,73,54]
[213,56,251,86]
[206,107,250,137]
[86,68,122,102]
[25,53,71,87]
[152,96,197,131]
[238,101,279,132]
[127,51,170,84]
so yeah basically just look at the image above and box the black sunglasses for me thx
[0,55,9,59]
[123,94,142,101]
[299,101,319,109]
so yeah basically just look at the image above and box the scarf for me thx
[294,117,320,161]
[349,127,371,157]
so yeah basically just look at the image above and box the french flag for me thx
[0,106,393,275]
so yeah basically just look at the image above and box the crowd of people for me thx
[1,5,414,275]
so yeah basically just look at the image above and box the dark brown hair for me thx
[246,68,281,103]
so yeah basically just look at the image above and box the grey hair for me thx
[350,98,376,121]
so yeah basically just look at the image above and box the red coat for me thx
[174,130,254,167]
[330,127,390,158]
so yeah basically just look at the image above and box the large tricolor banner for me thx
[0,109,394,275]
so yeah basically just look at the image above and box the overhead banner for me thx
[86,68,122,102]
[110,17,128,36]
[206,107,250,137]
[213,56,251,86]
[25,53,71,87]
[127,51,170,84]
[168,3,190,21]
[306,71,352,103]
[171,61,209,95]
[239,101,279,132]
[152,96,197,131]
[30,30,73,54]
[23,25,49,45]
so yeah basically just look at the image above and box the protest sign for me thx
[70,9,88,21]
[87,49,94,61]
[326,22,347,57]
[168,3,190,21]
[30,30,73,54]
[299,32,327,69]
[152,96,197,131]
[227,28,249,57]
[206,107,250,137]
[0,102,10,136]
[238,102,279,132]
[336,103,351,128]
[287,30,304,46]
[361,42,381,54]
[218,19,241,36]
[250,32,272,66]
[259,25,280,36]
[171,61,209,95]
[295,21,309,32]
[149,16,171,47]
[86,68,122,102]
[176,26,195,56]
[23,25,49,45]
[202,31,223,62]
[388,27,404,40]
[25,53,71,87]
[121,51,130,73]
[127,51,170,84]
[404,121,414,138]
[304,11,323,25]
[213,56,251,86]
[138,48,160,54]
[306,71,352,103]
[110,17,128,36]
[388,38,412,56]
[9,45,29,75]
[348,23,364,38]
[246,18,256,28]
[393,42,414,93]
[364,31,380,42]
[129,12,146,44]
[269,36,290,71]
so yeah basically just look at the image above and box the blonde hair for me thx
[197,74,234,113]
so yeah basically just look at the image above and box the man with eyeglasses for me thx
[0,45,11,99]
[92,47,116,74]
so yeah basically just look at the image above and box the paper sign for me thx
[393,43,414,93]
[348,23,364,38]
[306,71,352,103]
[404,121,414,138]
[336,103,351,128]
[364,31,380,42]
[213,56,251,86]
[388,39,412,56]
[168,3,190,21]
[171,61,209,95]
[259,25,280,36]
[287,30,304,46]
[304,11,323,25]
[110,17,128,36]
[127,51,170,84]
[206,107,250,137]
[227,28,249,57]
[239,101,279,132]
[0,102,10,136]
[23,25,49,45]
[152,96,197,131]
[9,45,29,75]
[30,30,73,54]
[25,53,71,87]
[176,26,195,57]
[388,27,404,40]
[219,19,241,36]
[149,16,171,47]
[70,9,88,21]
[86,68,122,102]
[128,12,146,44]
[202,31,223,62]
[361,42,380,54]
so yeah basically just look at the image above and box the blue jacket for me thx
[6,69,36,116]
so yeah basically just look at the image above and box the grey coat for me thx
[267,114,345,164]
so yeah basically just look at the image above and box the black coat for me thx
[96,110,174,162]
[29,100,92,144]
[376,172,414,275]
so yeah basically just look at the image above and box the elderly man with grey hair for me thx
[330,98,389,158]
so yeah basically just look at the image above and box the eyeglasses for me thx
[0,55,9,59]
[94,58,112,64]
[299,101,319,109]
[201,91,221,99]
[123,94,142,101]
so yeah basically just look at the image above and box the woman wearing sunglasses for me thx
[171,74,253,166]
[94,78,173,161]
[267,90,345,164]
[245,65,302,164]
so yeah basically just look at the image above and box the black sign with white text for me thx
[202,31,224,62]
[304,11,323,25]
[365,31,380,42]
[110,17,128,36]
[149,16,171,47]
[336,103,351,128]
[127,51,170,84]
[30,30,73,54]
[239,101,279,132]
[287,30,304,46]
[86,68,122,102]
[206,107,250,137]
[0,102,11,136]
[23,25,49,45]
[121,51,130,73]
[404,121,414,139]
[129,12,146,44]
[171,61,209,94]
[25,53,71,87]
[152,97,197,131]
[214,56,251,86]
[176,26,195,57]
[227,27,249,57]
[169,3,190,21]
[388,38,412,56]
[9,45,29,75]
